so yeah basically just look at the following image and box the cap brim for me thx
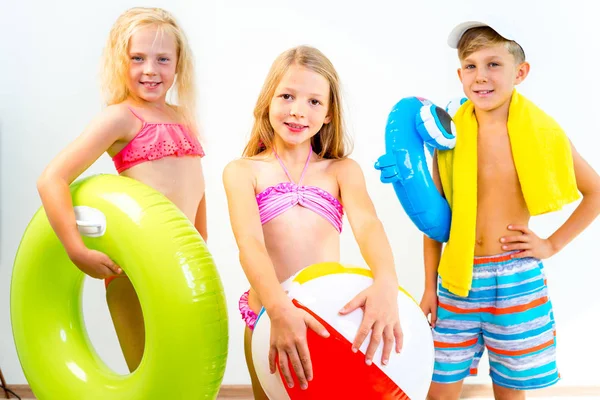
[447,21,488,48]
[447,19,518,49]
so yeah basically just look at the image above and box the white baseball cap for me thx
[447,18,521,49]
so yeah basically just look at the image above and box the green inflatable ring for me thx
[11,174,228,399]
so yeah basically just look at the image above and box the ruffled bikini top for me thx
[112,107,205,173]
[256,146,344,233]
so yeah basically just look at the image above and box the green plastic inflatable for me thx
[11,175,228,399]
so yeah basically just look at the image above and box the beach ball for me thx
[252,262,434,399]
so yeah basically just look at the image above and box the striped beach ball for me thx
[252,262,434,399]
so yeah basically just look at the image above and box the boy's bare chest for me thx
[477,131,519,184]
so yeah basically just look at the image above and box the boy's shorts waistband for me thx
[473,250,525,265]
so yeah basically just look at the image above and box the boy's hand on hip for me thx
[501,225,557,259]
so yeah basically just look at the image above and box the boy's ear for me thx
[457,67,463,82]
[514,62,530,85]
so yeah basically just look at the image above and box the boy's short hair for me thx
[448,20,526,64]
[458,27,526,64]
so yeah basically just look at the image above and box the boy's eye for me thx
[464,64,475,69]
[489,62,500,67]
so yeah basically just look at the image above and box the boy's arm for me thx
[547,143,600,252]
[423,236,443,292]
[425,149,446,289]
[503,143,600,257]
[421,150,445,326]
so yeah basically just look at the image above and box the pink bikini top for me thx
[112,107,205,173]
[256,146,344,233]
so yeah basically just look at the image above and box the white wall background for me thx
[1,0,598,389]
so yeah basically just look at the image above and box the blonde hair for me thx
[243,46,352,159]
[458,26,526,64]
[101,7,198,134]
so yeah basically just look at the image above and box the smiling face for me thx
[268,64,332,148]
[458,43,529,113]
[127,25,178,104]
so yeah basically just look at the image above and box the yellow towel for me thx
[437,90,580,297]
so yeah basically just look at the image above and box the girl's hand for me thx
[339,280,402,366]
[268,304,330,390]
[69,248,122,279]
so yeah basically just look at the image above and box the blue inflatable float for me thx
[375,96,462,242]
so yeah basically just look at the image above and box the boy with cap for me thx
[420,19,600,399]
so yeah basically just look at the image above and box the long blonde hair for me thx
[101,7,198,133]
[243,46,352,159]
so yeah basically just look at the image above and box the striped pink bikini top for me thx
[112,107,205,173]
[256,147,344,233]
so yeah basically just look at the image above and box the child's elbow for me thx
[36,168,65,198]
[582,187,600,213]
[592,190,600,210]
[36,170,51,195]
[582,182,600,199]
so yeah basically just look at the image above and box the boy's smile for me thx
[458,44,529,114]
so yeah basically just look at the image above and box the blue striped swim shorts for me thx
[432,251,559,390]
